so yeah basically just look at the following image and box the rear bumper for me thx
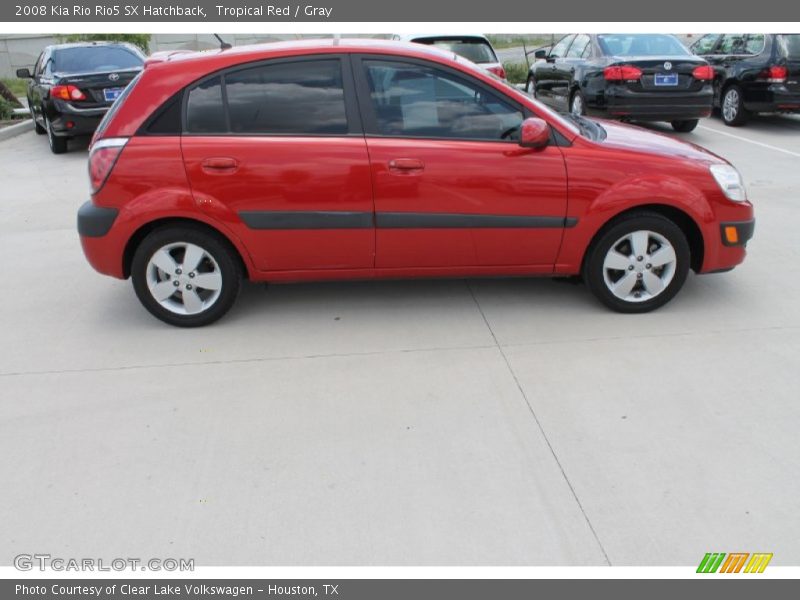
[78,200,126,279]
[595,86,714,121]
[743,85,800,113]
[48,100,109,136]
[77,200,118,237]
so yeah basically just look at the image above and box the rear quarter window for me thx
[777,34,800,59]
[417,39,498,64]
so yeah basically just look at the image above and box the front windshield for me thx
[597,34,691,57]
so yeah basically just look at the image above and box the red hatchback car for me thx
[78,39,754,327]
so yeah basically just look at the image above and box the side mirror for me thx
[16,68,32,79]
[534,49,547,60]
[519,118,550,149]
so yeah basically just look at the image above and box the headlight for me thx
[710,164,748,202]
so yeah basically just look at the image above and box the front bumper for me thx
[720,219,756,247]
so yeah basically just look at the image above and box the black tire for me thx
[569,90,586,116]
[721,85,749,127]
[526,76,537,97]
[671,119,699,133]
[34,120,46,134]
[583,212,691,313]
[131,225,242,327]
[45,117,67,154]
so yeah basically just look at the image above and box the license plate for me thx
[654,73,679,86]
[103,87,123,102]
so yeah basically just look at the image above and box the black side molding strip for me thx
[377,213,577,228]
[239,211,374,230]
[77,201,119,237]
[239,211,578,230]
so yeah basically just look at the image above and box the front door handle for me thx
[201,157,239,174]
[388,158,424,173]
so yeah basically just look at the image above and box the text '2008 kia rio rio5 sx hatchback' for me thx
[77,39,755,327]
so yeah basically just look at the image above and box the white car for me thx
[391,34,506,79]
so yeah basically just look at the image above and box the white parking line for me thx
[698,125,800,159]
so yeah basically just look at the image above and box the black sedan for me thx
[17,41,144,153]
[526,33,714,132]
[690,33,800,126]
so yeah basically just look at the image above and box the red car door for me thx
[181,57,374,272]
[354,56,569,270]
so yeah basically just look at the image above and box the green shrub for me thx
[0,97,14,120]
[503,62,530,85]
[58,33,151,54]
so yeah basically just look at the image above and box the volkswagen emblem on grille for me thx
[108,73,120,81]
[664,62,672,71]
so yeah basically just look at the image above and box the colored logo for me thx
[697,552,773,573]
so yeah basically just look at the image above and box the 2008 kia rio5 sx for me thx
[78,40,755,327]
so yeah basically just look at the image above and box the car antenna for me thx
[214,34,232,50]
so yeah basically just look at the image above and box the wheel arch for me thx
[581,203,705,274]
[122,217,253,280]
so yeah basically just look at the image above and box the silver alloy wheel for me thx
[571,93,585,116]
[145,242,223,315]
[602,230,677,303]
[526,78,535,96]
[723,88,739,123]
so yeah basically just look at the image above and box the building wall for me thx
[0,33,388,78]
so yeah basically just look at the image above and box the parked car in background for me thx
[16,42,145,153]
[690,33,800,126]
[527,33,714,132]
[78,39,753,326]
[392,34,506,79]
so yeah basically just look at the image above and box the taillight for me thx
[758,65,787,83]
[487,65,507,80]
[692,65,715,80]
[88,138,127,194]
[603,66,643,81]
[51,85,87,101]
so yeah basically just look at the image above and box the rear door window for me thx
[744,34,766,55]
[225,59,348,134]
[184,59,350,136]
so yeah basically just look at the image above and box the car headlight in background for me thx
[710,164,748,202]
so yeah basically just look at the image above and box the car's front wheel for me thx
[671,119,699,133]
[131,225,242,327]
[570,91,586,116]
[584,212,691,313]
[721,85,749,126]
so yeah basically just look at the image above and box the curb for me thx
[0,119,33,142]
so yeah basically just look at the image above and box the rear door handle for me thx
[388,158,424,173]
[201,157,239,173]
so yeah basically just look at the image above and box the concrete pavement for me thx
[1,114,798,566]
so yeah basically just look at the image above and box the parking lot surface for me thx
[1,114,799,566]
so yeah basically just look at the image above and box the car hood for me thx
[592,119,726,165]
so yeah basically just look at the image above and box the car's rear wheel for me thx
[721,85,749,126]
[131,226,242,327]
[45,116,67,154]
[584,212,690,313]
[671,119,699,133]
[570,91,586,116]
[526,76,537,97]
